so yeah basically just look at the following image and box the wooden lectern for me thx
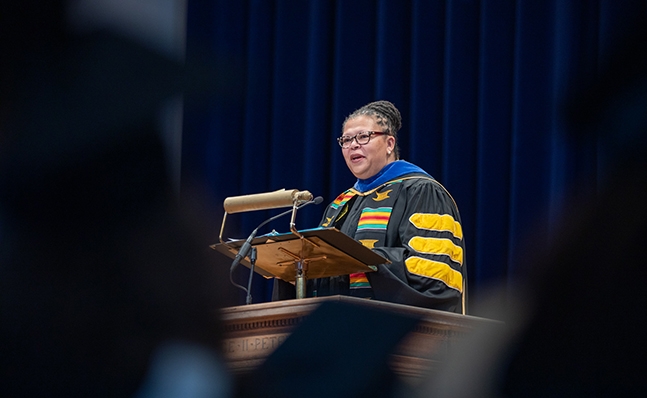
[219,295,502,386]
[212,226,501,387]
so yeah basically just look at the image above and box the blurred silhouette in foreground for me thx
[1,2,231,396]
[411,21,647,398]
[236,300,421,398]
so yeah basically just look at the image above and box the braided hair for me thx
[342,100,402,159]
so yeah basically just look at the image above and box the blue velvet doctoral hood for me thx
[352,160,432,193]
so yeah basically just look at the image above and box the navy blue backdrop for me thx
[181,0,647,314]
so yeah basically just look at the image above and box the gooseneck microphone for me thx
[229,196,324,303]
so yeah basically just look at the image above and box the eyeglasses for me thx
[337,131,386,148]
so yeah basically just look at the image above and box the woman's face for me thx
[341,115,395,180]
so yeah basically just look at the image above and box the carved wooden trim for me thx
[224,316,306,333]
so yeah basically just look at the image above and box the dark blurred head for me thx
[500,19,647,398]
[0,2,229,396]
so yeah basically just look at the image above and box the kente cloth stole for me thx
[322,179,409,298]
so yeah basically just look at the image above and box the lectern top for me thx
[210,228,388,282]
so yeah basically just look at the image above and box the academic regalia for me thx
[275,160,467,313]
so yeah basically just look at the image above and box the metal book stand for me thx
[212,200,387,299]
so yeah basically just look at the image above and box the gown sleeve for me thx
[367,178,465,313]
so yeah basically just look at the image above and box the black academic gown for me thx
[274,173,466,313]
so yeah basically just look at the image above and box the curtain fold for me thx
[183,0,647,311]
[475,0,515,285]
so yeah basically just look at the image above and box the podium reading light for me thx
[219,189,313,243]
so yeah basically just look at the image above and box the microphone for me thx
[230,196,323,269]
[229,196,324,303]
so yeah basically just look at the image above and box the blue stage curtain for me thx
[182,0,647,313]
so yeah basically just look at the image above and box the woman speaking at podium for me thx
[275,100,466,314]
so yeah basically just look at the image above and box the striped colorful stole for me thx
[349,182,402,298]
